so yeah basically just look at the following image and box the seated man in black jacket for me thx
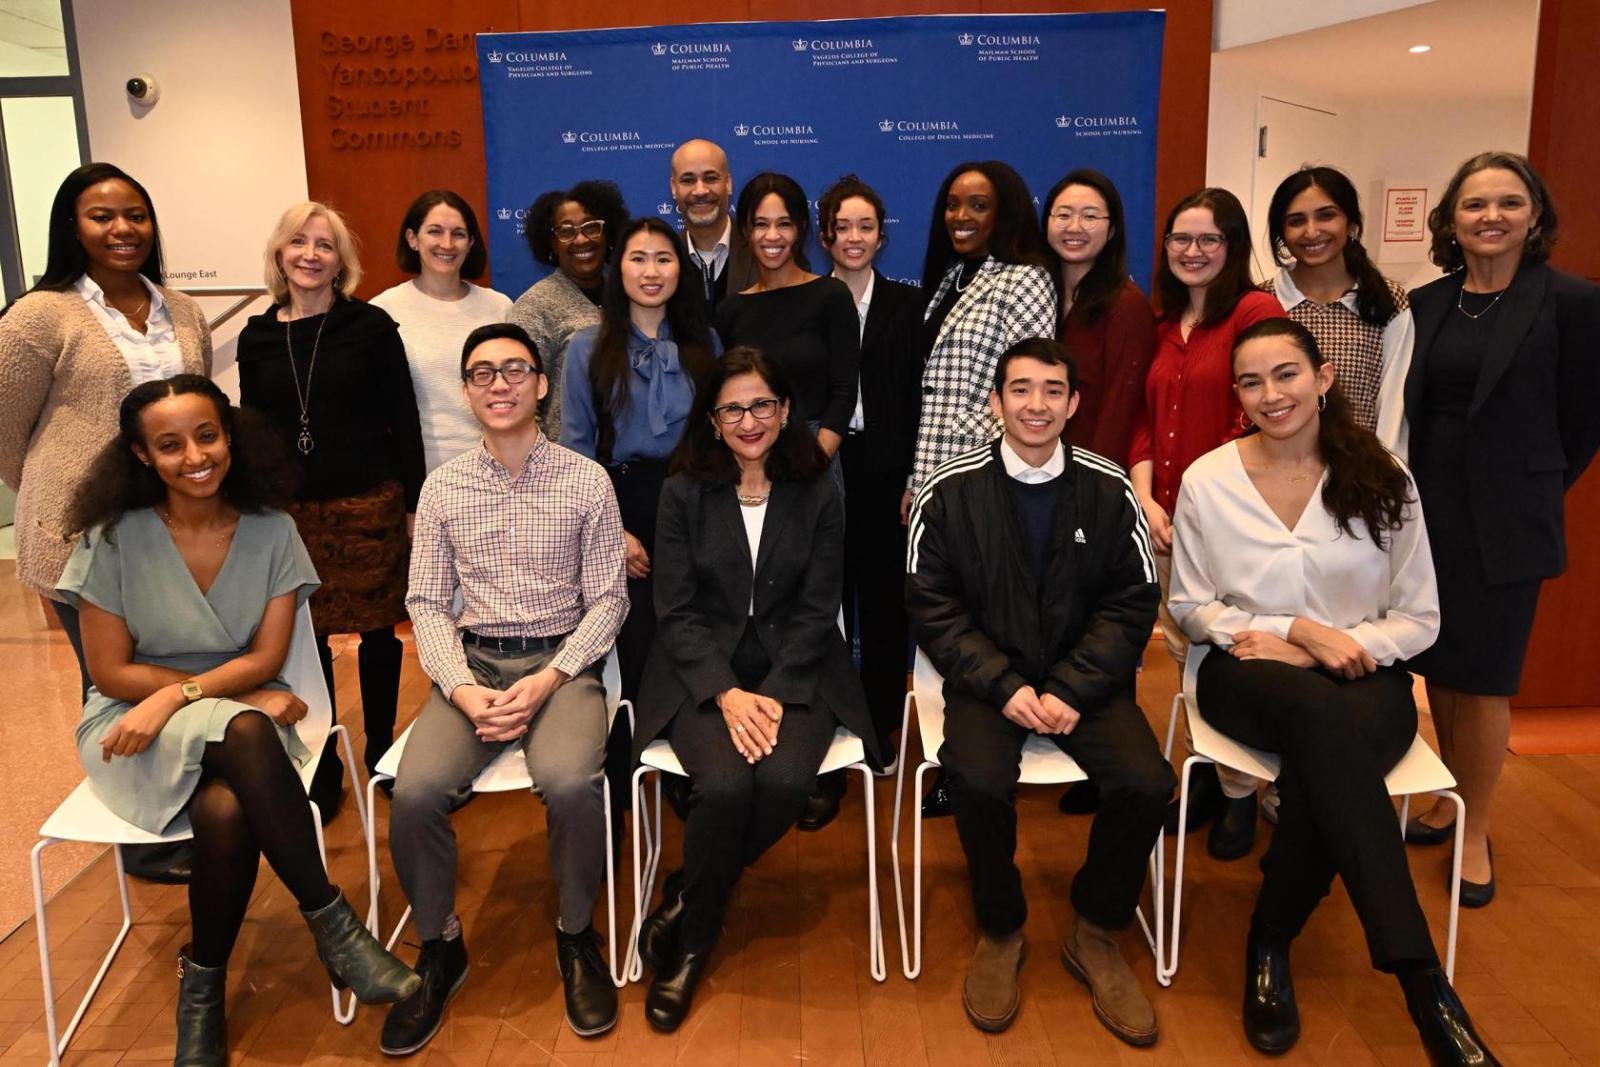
[905,338,1173,1043]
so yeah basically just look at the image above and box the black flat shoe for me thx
[556,926,617,1037]
[1242,929,1299,1054]
[1208,792,1259,861]
[645,949,712,1032]
[1164,763,1223,835]
[1057,781,1100,815]
[1458,839,1495,909]
[122,841,193,885]
[921,773,953,819]
[1399,966,1501,1066]
[1405,816,1457,846]
[798,773,845,832]
[638,870,686,974]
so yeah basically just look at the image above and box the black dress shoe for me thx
[1163,763,1223,835]
[1399,965,1501,1066]
[1242,929,1299,1054]
[1458,839,1495,909]
[1404,815,1456,846]
[1208,792,1259,861]
[638,869,686,974]
[122,841,193,885]
[380,934,468,1056]
[645,948,712,1032]
[1057,781,1100,815]
[556,926,617,1037]
[798,772,845,832]
[921,772,953,819]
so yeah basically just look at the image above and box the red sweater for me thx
[1060,280,1157,466]
[1129,289,1286,514]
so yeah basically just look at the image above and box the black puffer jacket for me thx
[905,441,1159,713]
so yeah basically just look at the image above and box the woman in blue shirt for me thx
[562,217,721,701]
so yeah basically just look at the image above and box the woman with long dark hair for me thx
[1133,187,1286,855]
[1400,152,1600,909]
[1264,167,1413,453]
[630,347,879,1032]
[372,189,512,473]
[61,375,418,1064]
[1168,319,1495,1065]
[0,162,211,883]
[1042,168,1155,464]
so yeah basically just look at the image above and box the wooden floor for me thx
[4,636,1600,1065]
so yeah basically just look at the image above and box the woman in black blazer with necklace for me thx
[631,346,879,1033]
[1401,151,1600,908]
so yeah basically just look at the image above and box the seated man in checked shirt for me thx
[383,322,629,1053]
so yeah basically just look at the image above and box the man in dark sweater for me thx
[905,338,1173,1043]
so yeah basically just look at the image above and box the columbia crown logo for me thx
[958,33,974,45]
[496,207,512,220]
[878,118,894,132]
[1074,528,1087,544]
[733,123,749,136]
[792,37,808,51]
[485,50,503,63]
[1055,115,1071,127]
[561,130,576,144]
[651,42,666,55]
[656,201,676,215]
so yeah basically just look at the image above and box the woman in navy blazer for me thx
[1401,152,1600,908]
[631,346,879,1032]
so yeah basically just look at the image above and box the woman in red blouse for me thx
[1130,187,1285,850]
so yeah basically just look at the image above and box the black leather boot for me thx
[1399,966,1501,1066]
[638,869,686,973]
[921,771,953,819]
[645,947,712,1032]
[302,890,421,1003]
[380,934,468,1056]
[1209,791,1259,860]
[173,947,226,1067]
[1242,927,1299,1054]
[556,925,618,1036]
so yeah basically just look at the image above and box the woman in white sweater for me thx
[371,190,511,472]
[1168,318,1494,1066]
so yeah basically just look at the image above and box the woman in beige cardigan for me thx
[0,163,210,881]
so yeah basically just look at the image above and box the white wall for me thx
[1214,0,1433,51]
[71,0,308,392]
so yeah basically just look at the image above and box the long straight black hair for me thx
[1266,167,1398,327]
[920,160,1051,293]
[33,163,166,292]
[1041,168,1130,325]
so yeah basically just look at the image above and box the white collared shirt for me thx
[689,217,732,282]
[76,274,185,386]
[999,437,1065,484]
[835,269,875,432]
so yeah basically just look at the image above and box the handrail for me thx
[174,286,268,332]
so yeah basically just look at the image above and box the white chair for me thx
[891,650,1164,979]
[1159,644,1465,986]
[364,652,633,987]
[31,602,364,1067]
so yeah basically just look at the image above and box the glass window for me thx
[0,0,68,77]
[3,95,78,286]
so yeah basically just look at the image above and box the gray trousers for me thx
[389,642,609,938]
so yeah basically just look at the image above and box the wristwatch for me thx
[180,679,204,703]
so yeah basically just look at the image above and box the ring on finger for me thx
[735,724,746,734]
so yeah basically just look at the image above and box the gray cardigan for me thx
[508,270,602,441]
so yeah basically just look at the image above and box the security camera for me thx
[125,75,160,106]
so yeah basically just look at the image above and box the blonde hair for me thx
[263,201,362,303]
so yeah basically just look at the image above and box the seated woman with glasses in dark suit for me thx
[629,346,881,1033]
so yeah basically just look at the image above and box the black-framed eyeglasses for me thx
[462,360,539,387]
[1164,232,1226,253]
[552,220,605,243]
[712,398,780,424]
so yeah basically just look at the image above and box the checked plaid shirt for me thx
[405,432,628,697]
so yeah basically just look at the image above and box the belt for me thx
[461,629,570,653]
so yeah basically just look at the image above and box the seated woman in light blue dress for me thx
[58,375,418,1066]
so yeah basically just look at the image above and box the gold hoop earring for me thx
[1237,409,1252,432]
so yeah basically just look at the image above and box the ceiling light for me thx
[1408,44,1432,53]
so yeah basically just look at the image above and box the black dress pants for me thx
[1196,650,1438,970]
[940,687,1173,937]
[669,622,839,952]
[840,434,911,751]
[608,460,668,813]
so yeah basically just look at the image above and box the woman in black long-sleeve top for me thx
[630,347,879,1034]
[1401,152,1600,909]
[237,201,425,798]
[713,173,860,459]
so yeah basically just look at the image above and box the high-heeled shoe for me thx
[638,869,686,973]
[1242,928,1299,1054]
[302,890,422,1003]
[1399,966,1501,1065]
[173,947,226,1067]
[1457,839,1495,909]
[645,947,712,1032]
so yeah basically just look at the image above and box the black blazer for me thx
[857,272,926,477]
[1406,260,1600,584]
[633,472,881,766]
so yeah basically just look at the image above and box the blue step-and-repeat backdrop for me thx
[477,12,1164,299]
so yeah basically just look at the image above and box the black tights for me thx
[315,627,402,774]
[186,711,336,967]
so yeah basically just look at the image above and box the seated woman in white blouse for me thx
[1168,319,1495,1067]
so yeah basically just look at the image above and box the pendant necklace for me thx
[1456,286,1506,320]
[156,506,231,548]
[284,310,329,454]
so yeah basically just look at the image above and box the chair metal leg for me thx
[854,764,886,982]
[365,773,391,937]
[891,757,934,981]
[34,838,135,1067]
[602,778,624,987]
[1164,692,1183,761]
[310,798,358,1025]
[626,765,656,983]
[1161,755,1207,985]
[1439,789,1466,982]
[1399,794,1410,836]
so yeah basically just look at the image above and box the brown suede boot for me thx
[963,929,1027,1032]
[1060,916,1158,1046]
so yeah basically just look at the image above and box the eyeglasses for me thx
[1164,232,1226,253]
[1049,209,1110,227]
[462,360,539,387]
[552,220,605,243]
[712,398,780,424]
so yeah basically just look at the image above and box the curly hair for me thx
[1232,319,1411,548]
[523,179,630,267]
[817,173,888,253]
[67,375,300,539]
[1427,150,1558,272]
[670,346,826,484]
